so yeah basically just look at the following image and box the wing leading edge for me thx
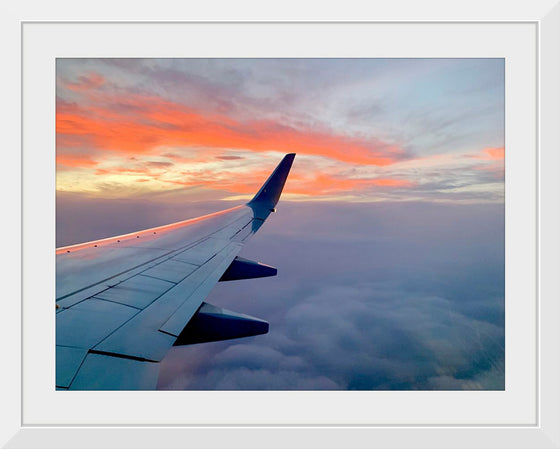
[56,153,295,389]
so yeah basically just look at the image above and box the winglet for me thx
[247,153,295,214]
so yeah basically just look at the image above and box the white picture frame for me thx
[3,1,559,447]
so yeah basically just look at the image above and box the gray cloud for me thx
[215,155,245,161]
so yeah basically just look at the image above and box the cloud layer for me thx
[55,199,504,390]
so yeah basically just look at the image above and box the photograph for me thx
[55,57,505,391]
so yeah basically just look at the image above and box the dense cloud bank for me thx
[57,196,504,390]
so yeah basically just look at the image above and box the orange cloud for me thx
[159,168,273,193]
[280,174,414,196]
[107,164,414,197]
[56,81,415,198]
[56,93,405,167]
[476,147,505,160]
[470,146,504,179]
[56,153,98,169]
[371,178,414,188]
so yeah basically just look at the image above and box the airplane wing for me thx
[56,153,295,390]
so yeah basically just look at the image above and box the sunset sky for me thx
[56,59,505,390]
[56,58,504,203]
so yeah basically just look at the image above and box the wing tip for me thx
[248,153,296,210]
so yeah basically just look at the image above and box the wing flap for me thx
[69,353,160,390]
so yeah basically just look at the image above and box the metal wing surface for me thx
[56,153,295,390]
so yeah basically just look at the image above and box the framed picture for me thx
[4,1,559,447]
